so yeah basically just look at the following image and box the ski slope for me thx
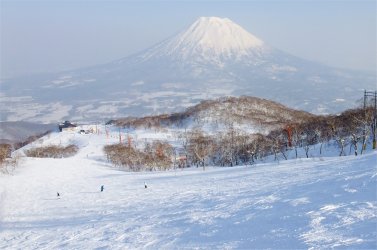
[0,129,376,249]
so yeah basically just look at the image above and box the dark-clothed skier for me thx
[101,185,104,192]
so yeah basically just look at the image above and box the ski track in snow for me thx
[0,129,376,249]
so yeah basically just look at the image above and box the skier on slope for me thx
[101,185,104,192]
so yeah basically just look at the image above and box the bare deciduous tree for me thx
[25,145,78,158]
[187,129,213,170]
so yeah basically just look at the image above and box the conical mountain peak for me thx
[180,16,264,51]
[1,17,373,123]
[141,16,267,62]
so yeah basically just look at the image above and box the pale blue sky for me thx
[1,0,376,77]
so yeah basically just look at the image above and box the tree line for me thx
[104,107,375,171]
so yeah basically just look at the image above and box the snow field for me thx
[0,128,376,249]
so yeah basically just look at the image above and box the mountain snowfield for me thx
[0,126,376,249]
[1,16,375,123]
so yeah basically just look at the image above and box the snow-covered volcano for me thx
[140,16,266,62]
[1,17,375,123]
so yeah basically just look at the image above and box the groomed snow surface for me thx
[0,128,376,249]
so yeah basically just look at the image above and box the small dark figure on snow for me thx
[57,192,60,197]
[144,182,147,189]
[101,185,104,192]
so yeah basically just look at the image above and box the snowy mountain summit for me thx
[143,17,267,63]
[1,17,375,123]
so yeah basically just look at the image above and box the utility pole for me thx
[364,90,377,149]
[119,127,122,144]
